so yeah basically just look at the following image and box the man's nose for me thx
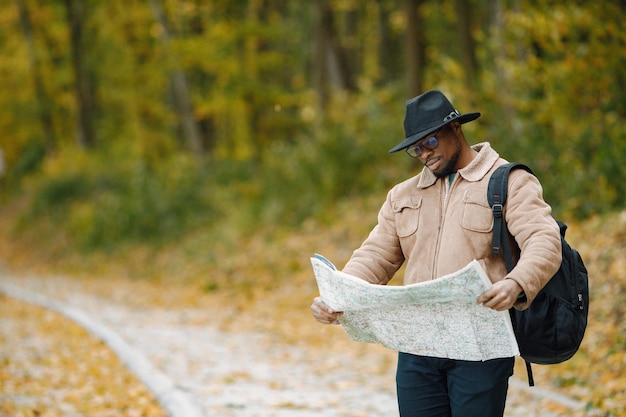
[419,147,435,159]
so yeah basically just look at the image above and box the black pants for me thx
[396,353,514,417]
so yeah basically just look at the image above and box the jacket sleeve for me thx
[341,191,405,285]
[504,170,562,310]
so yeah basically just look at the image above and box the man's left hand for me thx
[476,279,524,311]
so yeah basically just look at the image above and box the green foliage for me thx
[14,87,409,250]
[29,173,91,219]
[474,2,626,218]
[21,149,215,250]
[69,162,204,249]
[10,141,47,180]
[251,89,407,226]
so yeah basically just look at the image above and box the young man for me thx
[311,90,562,417]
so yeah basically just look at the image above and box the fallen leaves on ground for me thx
[0,295,166,417]
[0,198,624,416]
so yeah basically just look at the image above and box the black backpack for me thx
[487,163,589,386]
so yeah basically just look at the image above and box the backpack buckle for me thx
[492,204,503,218]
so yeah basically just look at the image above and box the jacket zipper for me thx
[432,175,456,279]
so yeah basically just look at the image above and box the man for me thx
[311,90,561,417]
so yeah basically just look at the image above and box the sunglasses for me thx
[406,129,441,158]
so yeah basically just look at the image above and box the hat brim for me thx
[389,112,481,153]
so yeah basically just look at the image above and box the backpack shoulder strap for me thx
[487,162,534,272]
[488,162,537,387]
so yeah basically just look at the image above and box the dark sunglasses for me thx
[406,129,441,158]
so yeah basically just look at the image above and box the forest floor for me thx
[0,198,623,416]
[1,270,600,417]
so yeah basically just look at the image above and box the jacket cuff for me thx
[506,277,530,310]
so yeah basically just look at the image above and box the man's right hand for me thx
[311,297,343,324]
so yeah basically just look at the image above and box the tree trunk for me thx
[313,2,330,109]
[149,0,204,155]
[313,0,356,110]
[63,0,96,148]
[15,0,56,151]
[488,0,516,126]
[377,3,403,83]
[455,0,478,89]
[405,0,425,98]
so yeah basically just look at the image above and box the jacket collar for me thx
[416,142,499,188]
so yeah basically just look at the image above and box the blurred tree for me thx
[15,0,56,152]
[149,0,204,155]
[313,0,357,110]
[0,0,625,219]
[454,0,478,89]
[63,0,97,148]
[405,0,425,97]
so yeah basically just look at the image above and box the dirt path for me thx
[0,274,598,417]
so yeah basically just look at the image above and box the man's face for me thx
[416,123,462,178]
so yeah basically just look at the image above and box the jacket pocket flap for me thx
[392,197,422,212]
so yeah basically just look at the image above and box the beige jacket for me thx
[342,142,561,310]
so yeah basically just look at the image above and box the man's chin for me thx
[432,165,455,178]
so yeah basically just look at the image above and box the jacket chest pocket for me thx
[392,197,422,237]
[461,191,493,233]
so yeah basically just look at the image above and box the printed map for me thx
[311,255,519,361]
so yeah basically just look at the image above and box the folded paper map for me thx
[311,254,519,361]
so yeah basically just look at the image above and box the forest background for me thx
[0,0,625,415]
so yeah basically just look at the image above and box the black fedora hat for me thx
[389,90,481,153]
